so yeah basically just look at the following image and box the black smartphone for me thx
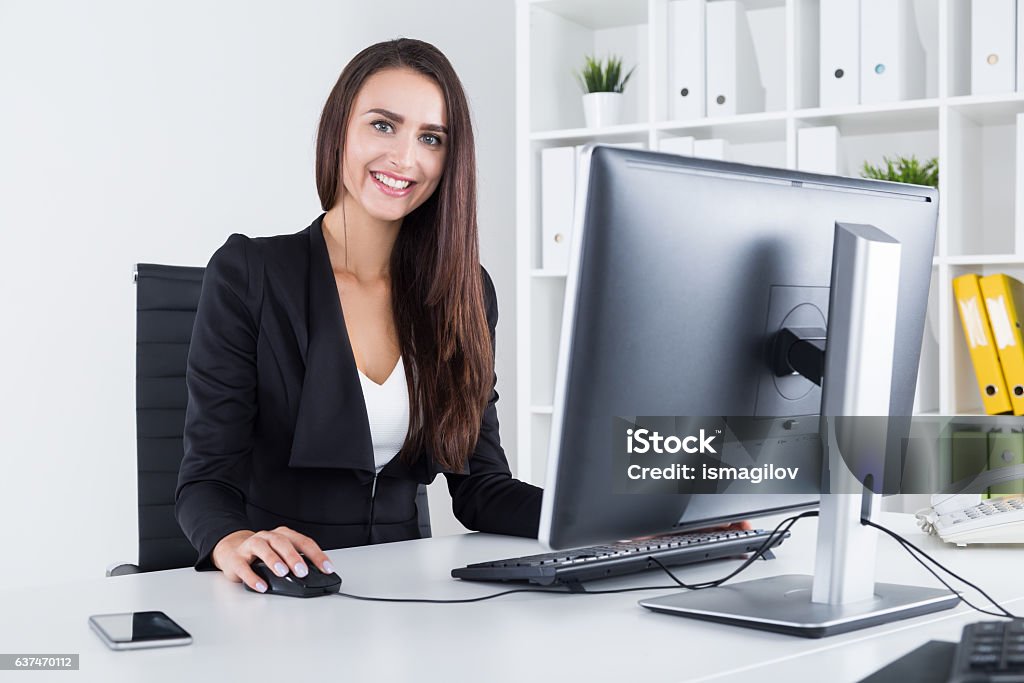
[88,611,192,650]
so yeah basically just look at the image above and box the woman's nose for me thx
[388,133,416,169]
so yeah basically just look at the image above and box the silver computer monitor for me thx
[539,145,937,551]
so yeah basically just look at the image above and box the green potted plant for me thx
[574,54,637,129]
[860,155,939,188]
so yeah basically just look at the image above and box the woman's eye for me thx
[372,120,394,133]
[421,134,442,146]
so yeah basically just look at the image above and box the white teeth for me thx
[373,172,410,190]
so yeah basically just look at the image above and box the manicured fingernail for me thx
[274,562,288,577]
[323,561,335,574]
[294,562,308,577]
[255,581,267,593]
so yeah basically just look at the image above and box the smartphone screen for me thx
[88,611,192,650]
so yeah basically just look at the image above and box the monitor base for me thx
[638,574,959,638]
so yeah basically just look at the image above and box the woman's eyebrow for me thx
[364,108,448,134]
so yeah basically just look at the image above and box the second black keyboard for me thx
[949,620,1024,683]
[451,528,789,586]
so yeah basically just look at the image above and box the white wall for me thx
[0,0,517,587]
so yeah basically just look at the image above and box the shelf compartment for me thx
[653,0,786,123]
[794,0,939,109]
[530,138,647,271]
[947,263,1024,414]
[945,103,1024,257]
[529,2,648,132]
[793,114,938,186]
[944,0,1023,100]
[720,0,788,115]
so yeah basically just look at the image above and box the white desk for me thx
[3,512,1021,682]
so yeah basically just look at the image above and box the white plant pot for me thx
[582,92,622,129]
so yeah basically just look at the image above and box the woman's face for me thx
[340,67,449,224]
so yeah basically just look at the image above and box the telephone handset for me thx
[916,464,1024,546]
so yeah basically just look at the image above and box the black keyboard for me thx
[949,620,1024,683]
[451,528,788,586]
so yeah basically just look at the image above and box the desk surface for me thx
[4,512,1021,682]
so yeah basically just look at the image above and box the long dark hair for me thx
[315,38,491,472]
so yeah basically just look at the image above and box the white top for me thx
[357,356,409,472]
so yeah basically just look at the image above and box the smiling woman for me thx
[173,38,542,595]
[338,71,448,223]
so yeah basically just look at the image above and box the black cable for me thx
[868,525,1007,619]
[647,511,1019,620]
[332,582,700,604]
[862,518,1019,620]
[331,509,1017,616]
[334,587,569,604]
[331,514,812,604]
[651,510,817,590]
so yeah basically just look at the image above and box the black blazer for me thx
[175,215,543,569]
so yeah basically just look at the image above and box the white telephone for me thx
[917,492,1024,546]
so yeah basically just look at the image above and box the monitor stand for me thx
[639,223,960,638]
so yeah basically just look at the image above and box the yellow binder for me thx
[953,274,1012,415]
[979,273,1024,415]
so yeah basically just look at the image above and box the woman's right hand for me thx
[211,527,335,593]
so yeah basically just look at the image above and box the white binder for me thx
[820,0,860,108]
[860,0,925,104]
[540,146,576,273]
[705,0,765,117]
[797,126,843,174]
[659,136,696,156]
[694,138,731,160]
[972,0,1016,95]
[668,0,706,121]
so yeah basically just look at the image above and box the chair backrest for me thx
[132,263,430,572]
[134,264,205,571]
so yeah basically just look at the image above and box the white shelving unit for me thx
[515,0,1024,487]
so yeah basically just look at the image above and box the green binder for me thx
[988,430,1024,497]
[951,431,990,498]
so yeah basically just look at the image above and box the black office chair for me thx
[107,264,204,575]
[108,264,431,576]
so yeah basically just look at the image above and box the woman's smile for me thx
[370,170,417,197]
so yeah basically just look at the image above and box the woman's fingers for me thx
[214,527,334,595]
[242,534,290,578]
[234,562,269,593]
[218,540,272,592]
[273,526,335,575]
[263,530,311,578]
